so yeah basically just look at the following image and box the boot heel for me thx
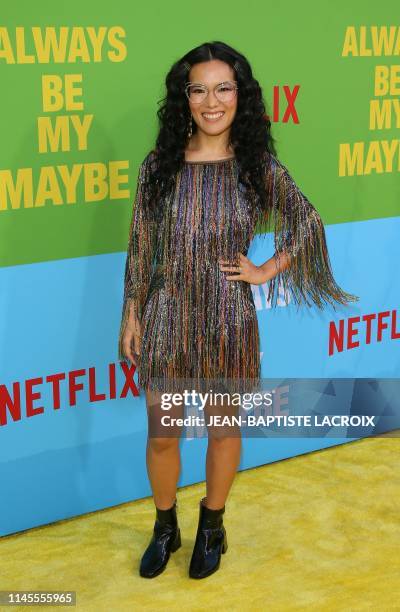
[222,531,228,554]
[171,527,181,552]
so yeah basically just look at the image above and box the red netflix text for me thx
[329,308,400,356]
[0,361,138,427]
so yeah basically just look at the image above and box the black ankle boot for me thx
[139,499,181,578]
[189,497,228,579]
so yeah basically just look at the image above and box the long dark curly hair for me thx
[145,40,277,220]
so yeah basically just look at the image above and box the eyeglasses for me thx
[184,81,238,104]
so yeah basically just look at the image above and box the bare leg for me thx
[203,393,241,509]
[145,388,184,510]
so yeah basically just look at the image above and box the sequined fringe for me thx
[138,158,261,394]
[118,156,157,363]
[118,151,359,395]
[254,154,360,311]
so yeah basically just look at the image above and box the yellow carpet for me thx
[1,434,399,611]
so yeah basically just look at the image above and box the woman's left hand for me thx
[218,253,267,286]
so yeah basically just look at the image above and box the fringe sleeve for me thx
[117,152,157,362]
[254,153,359,311]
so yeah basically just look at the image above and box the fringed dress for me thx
[118,150,358,394]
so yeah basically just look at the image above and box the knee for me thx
[207,427,241,443]
[148,436,180,453]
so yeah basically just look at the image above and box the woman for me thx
[118,41,358,580]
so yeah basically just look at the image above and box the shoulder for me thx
[137,149,158,181]
[263,152,306,197]
[141,148,158,165]
[262,150,289,176]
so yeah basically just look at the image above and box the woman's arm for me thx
[255,153,359,310]
[259,250,291,281]
[118,152,157,362]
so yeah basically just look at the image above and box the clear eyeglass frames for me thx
[184,81,238,104]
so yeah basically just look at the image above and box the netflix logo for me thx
[264,85,300,124]
[329,308,400,355]
[0,361,138,427]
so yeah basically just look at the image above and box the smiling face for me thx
[187,59,238,140]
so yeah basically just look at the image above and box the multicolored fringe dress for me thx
[118,150,358,394]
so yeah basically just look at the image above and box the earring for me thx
[188,115,193,139]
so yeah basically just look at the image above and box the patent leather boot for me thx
[189,497,228,579]
[139,498,181,578]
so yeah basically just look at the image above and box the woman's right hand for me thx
[122,317,142,367]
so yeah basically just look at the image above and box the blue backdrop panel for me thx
[1,217,399,535]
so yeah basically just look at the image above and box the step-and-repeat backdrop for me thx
[1,2,399,535]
